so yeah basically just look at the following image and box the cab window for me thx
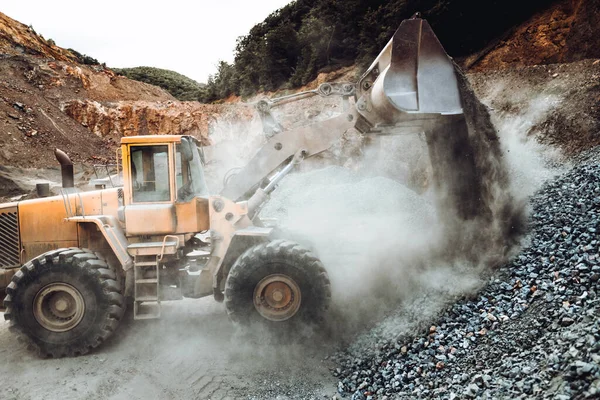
[175,140,209,201]
[175,145,187,194]
[130,145,171,202]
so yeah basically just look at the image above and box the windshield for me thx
[176,137,209,201]
[131,145,171,202]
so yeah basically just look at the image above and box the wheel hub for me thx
[33,283,85,332]
[253,274,301,321]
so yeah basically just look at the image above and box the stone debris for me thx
[331,148,600,399]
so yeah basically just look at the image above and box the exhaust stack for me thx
[54,149,74,189]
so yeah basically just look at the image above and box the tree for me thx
[290,16,334,86]
[261,24,299,90]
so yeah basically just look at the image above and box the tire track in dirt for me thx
[0,298,337,399]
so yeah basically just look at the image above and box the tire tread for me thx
[3,248,125,358]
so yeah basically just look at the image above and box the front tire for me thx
[3,248,124,357]
[224,240,331,331]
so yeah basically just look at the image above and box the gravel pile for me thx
[332,149,600,399]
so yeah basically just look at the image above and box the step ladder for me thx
[133,255,161,320]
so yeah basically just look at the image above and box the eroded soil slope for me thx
[466,0,600,70]
[0,11,252,175]
[469,58,600,154]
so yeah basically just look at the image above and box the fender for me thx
[192,196,272,300]
[65,215,133,270]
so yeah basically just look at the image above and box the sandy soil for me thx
[0,298,337,400]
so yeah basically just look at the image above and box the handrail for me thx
[60,189,73,218]
[158,235,180,262]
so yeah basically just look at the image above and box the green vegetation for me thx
[68,48,100,65]
[197,0,554,102]
[113,66,205,101]
[114,0,555,102]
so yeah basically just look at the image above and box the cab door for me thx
[123,143,177,236]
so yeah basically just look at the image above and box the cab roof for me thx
[120,135,185,145]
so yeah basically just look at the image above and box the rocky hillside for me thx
[192,0,599,101]
[468,0,600,70]
[0,12,172,169]
[61,100,251,146]
[0,11,250,175]
[469,59,600,155]
[0,12,77,62]
[113,66,205,101]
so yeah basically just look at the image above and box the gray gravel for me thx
[331,148,600,399]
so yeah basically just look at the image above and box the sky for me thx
[2,0,293,83]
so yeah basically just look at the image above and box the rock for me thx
[1,148,12,161]
[560,317,575,327]
[464,383,480,398]
[351,391,366,400]
[571,361,597,376]
[331,147,600,399]
[60,99,233,144]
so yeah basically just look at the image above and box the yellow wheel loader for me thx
[0,16,514,357]
[0,136,330,357]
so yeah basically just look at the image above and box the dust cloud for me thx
[476,81,566,201]
[77,70,561,398]
[0,74,567,400]
[202,110,264,194]
[256,67,562,345]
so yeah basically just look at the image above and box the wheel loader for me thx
[0,16,508,357]
[0,134,330,357]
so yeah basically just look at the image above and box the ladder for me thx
[128,236,179,320]
[133,255,161,320]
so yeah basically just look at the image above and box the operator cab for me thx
[124,135,209,204]
[120,135,211,237]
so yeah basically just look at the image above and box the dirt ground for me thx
[468,58,600,154]
[0,299,338,400]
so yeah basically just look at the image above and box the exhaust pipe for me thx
[54,149,74,189]
[36,183,50,198]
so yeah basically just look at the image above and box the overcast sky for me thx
[2,1,293,83]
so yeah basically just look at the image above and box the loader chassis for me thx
[1,134,330,357]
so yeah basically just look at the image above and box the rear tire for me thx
[3,248,124,357]
[224,240,331,332]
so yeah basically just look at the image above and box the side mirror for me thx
[180,137,193,162]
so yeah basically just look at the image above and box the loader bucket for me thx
[355,17,513,227]
[355,18,463,124]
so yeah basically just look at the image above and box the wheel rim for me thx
[33,283,85,332]
[253,274,301,321]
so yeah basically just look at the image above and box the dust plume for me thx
[202,111,263,194]
[473,76,567,201]
[257,66,563,342]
